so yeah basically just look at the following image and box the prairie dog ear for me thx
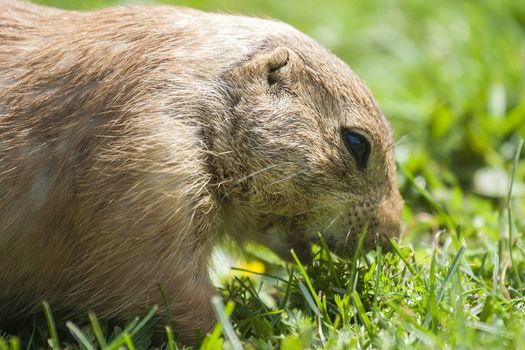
[235,47,300,85]
[265,47,291,84]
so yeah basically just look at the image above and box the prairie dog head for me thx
[210,38,403,261]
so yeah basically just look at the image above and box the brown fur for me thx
[0,0,403,342]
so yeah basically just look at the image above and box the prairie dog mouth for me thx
[262,222,313,263]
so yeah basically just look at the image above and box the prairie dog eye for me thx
[342,129,371,169]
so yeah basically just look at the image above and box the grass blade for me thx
[88,313,107,349]
[297,281,321,319]
[123,333,135,350]
[211,296,243,350]
[373,246,383,314]
[156,283,174,330]
[351,291,375,338]
[165,326,178,350]
[279,268,295,309]
[492,252,500,298]
[290,249,322,308]
[390,239,418,275]
[66,321,95,350]
[317,232,343,288]
[105,306,157,350]
[426,240,438,331]
[507,138,523,291]
[9,338,19,350]
[437,244,466,304]
[42,302,60,350]
[424,244,466,328]
[348,225,368,293]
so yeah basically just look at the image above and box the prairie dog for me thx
[0,0,403,342]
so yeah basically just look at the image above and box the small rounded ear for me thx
[232,47,299,86]
[265,47,290,85]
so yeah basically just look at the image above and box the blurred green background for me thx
[31,0,525,242]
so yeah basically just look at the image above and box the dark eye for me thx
[342,129,371,169]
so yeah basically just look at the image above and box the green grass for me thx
[3,0,525,348]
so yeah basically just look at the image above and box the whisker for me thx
[344,225,354,246]
[321,210,343,233]
[236,163,281,183]
[383,133,413,153]
[266,169,308,187]
[215,162,285,187]
[394,133,412,147]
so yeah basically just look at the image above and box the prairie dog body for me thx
[0,0,403,341]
